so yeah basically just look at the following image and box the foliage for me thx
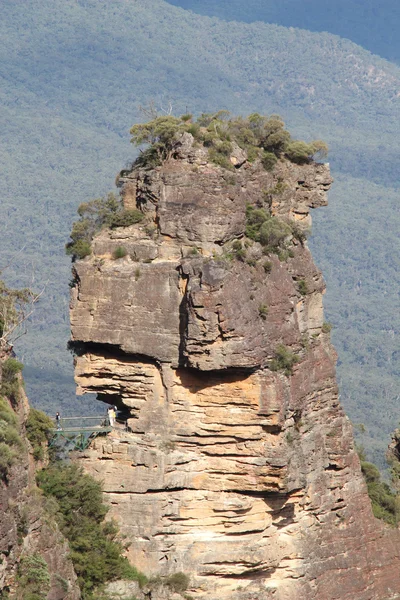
[285,140,328,164]
[130,111,326,171]
[0,420,22,448]
[109,210,144,229]
[231,240,246,261]
[165,572,190,593]
[322,322,332,333]
[0,396,23,480]
[112,246,128,260]
[1,358,23,404]
[1,358,23,381]
[207,147,233,170]
[270,344,299,376]
[121,564,148,589]
[263,260,272,274]
[0,442,18,480]
[356,443,400,526]
[245,205,305,265]
[297,279,308,296]
[66,194,144,261]
[130,115,188,163]
[36,464,146,598]
[26,409,54,461]
[17,553,50,600]
[245,207,270,241]
[264,180,288,198]
[258,304,268,320]
[360,459,398,526]
[290,221,309,244]
[67,240,92,261]
[0,396,18,427]
[259,218,292,249]
[245,205,295,256]
[66,193,118,260]
[261,151,278,171]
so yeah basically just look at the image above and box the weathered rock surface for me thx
[71,135,400,599]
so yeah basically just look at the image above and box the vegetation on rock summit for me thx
[66,112,326,260]
[130,111,328,170]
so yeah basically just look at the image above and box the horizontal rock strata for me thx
[71,135,400,599]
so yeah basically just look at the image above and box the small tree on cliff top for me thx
[130,115,188,163]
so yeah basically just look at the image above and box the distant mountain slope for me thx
[0,0,398,464]
[167,0,400,64]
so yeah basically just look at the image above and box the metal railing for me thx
[52,416,109,432]
[50,416,113,451]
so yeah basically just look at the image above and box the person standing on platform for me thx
[55,412,62,430]
[108,406,116,427]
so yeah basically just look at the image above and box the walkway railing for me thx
[50,416,113,451]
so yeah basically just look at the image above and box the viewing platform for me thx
[49,416,117,451]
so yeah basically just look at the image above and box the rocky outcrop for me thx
[71,135,400,599]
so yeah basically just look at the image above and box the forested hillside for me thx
[167,0,400,64]
[0,0,398,465]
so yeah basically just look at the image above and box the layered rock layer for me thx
[71,137,400,599]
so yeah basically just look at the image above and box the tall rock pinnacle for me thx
[70,132,400,599]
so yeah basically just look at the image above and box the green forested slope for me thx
[310,175,399,463]
[167,0,400,64]
[0,0,398,464]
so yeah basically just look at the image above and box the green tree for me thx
[66,193,119,260]
[259,218,292,248]
[130,115,187,163]
[26,409,54,461]
[0,396,23,479]
[66,193,144,261]
[270,344,299,376]
[37,464,146,598]
[360,460,398,525]
[1,357,24,404]
[285,140,328,164]
[17,553,50,600]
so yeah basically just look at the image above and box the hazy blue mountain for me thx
[0,0,398,465]
[167,0,400,64]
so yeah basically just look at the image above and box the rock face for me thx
[71,136,400,599]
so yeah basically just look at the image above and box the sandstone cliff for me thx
[70,135,400,599]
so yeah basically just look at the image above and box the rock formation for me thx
[70,135,400,599]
